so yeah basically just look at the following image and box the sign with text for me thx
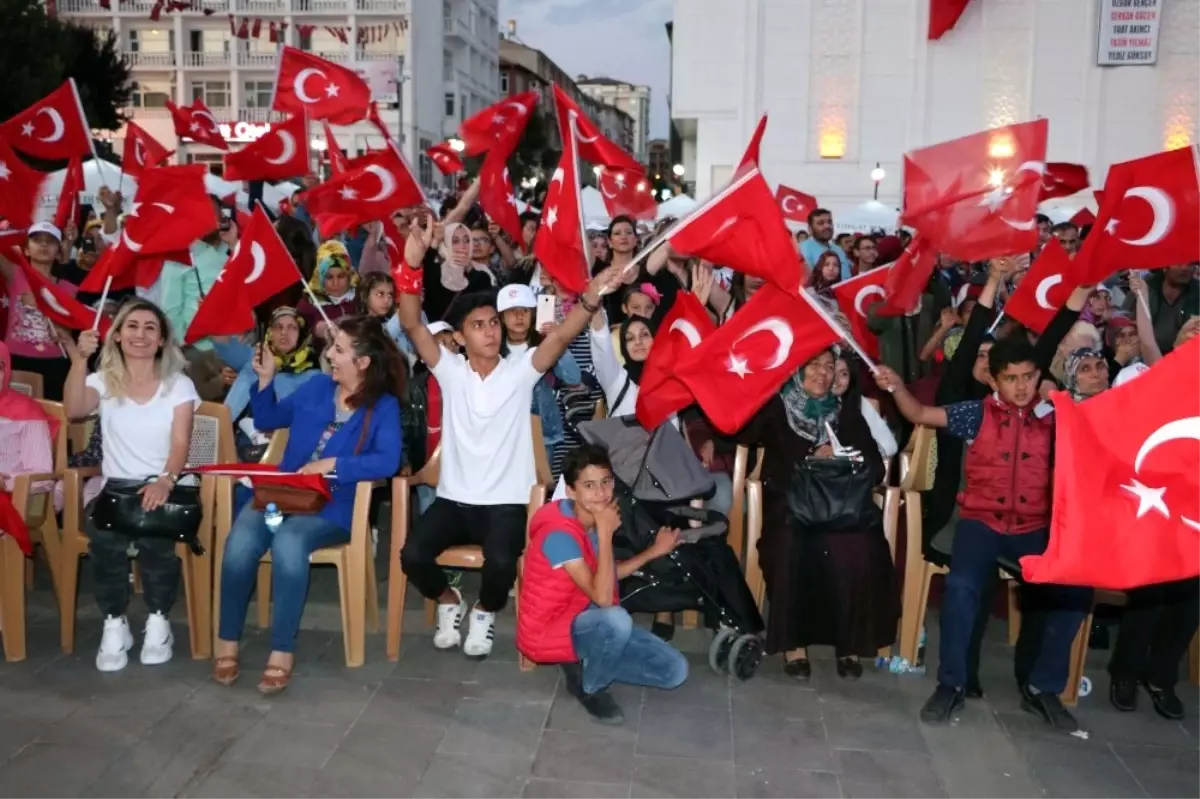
[1097,0,1162,66]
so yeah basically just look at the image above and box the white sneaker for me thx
[433,587,467,650]
[96,615,134,672]
[463,607,496,658]
[140,611,174,665]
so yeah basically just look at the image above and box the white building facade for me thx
[578,77,651,163]
[56,0,498,187]
[670,0,1200,216]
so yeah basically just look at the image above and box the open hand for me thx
[649,527,682,558]
[139,477,173,511]
[299,457,337,476]
[690,261,714,307]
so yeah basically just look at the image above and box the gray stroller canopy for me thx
[577,418,716,504]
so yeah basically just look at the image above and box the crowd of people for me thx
[1,173,1197,731]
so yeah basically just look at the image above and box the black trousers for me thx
[1109,578,1200,690]
[400,498,527,613]
[87,522,181,619]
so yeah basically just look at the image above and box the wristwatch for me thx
[158,472,179,486]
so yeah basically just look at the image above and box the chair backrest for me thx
[593,400,607,420]
[68,417,97,457]
[187,401,236,468]
[409,445,441,488]
[864,397,892,484]
[900,425,936,493]
[36,400,69,474]
[10,370,43,399]
[727,444,765,564]
[530,414,553,486]
[262,429,289,465]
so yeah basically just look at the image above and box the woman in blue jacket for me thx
[213,316,404,694]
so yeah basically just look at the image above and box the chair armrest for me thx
[62,466,101,537]
[11,473,56,513]
[349,481,375,549]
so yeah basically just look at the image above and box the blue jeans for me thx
[938,519,1091,694]
[219,507,350,652]
[571,606,689,695]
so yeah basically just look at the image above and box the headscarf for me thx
[780,352,840,444]
[1104,314,1135,351]
[1063,346,1106,402]
[0,342,61,441]
[267,307,319,375]
[617,316,656,384]
[309,240,357,304]
[440,222,471,292]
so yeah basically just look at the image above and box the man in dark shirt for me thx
[1122,264,1199,354]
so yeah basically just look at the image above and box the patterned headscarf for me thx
[1063,347,1106,402]
[267,307,319,375]
[309,240,357,303]
[780,351,840,444]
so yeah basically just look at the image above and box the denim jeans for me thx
[571,606,689,695]
[938,519,1091,694]
[218,507,350,652]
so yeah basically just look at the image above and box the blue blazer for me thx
[249,374,402,531]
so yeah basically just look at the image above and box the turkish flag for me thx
[598,167,657,221]
[223,114,310,181]
[303,147,424,238]
[458,90,539,156]
[929,0,972,39]
[667,167,806,295]
[901,119,1048,262]
[876,234,937,316]
[0,80,93,161]
[166,99,228,151]
[1069,208,1096,227]
[53,157,84,231]
[320,122,347,175]
[0,136,46,229]
[478,154,524,252]
[735,114,768,176]
[80,164,217,292]
[186,206,300,343]
[185,463,332,499]
[776,185,818,224]
[831,266,890,360]
[121,122,173,177]
[1073,147,1200,284]
[550,85,641,172]
[1039,162,1090,201]
[9,249,111,337]
[380,215,407,272]
[1021,337,1200,590]
[426,141,464,175]
[675,284,841,434]
[533,124,589,294]
[272,46,372,125]
[0,491,31,556]
[635,292,715,430]
[1004,238,1074,334]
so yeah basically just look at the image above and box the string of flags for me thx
[225,17,408,43]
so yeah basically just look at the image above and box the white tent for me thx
[835,200,900,233]
[656,194,698,220]
[580,185,609,226]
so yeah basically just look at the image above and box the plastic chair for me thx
[9,370,43,399]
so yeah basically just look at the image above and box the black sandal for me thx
[784,657,811,682]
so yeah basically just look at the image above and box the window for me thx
[459,93,466,122]
[190,81,229,109]
[418,137,433,187]
[128,29,139,52]
[189,30,202,52]
[299,29,312,50]
[443,50,453,81]
[444,92,455,116]
[244,81,273,108]
[500,72,508,93]
[131,82,171,108]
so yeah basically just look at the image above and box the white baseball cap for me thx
[426,321,453,337]
[496,283,536,313]
[27,221,62,241]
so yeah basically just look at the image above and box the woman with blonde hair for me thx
[61,299,199,672]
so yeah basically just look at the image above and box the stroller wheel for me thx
[727,634,765,681]
[708,627,738,676]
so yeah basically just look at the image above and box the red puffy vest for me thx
[517,500,616,664]
[958,396,1054,534]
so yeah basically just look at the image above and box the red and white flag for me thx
[166,99,228,151]
[185,463,332,499]
[878,234,937,316]
[53,157,84,231]
[272,46,372,125]
[478,156,524,253]
[775,185,818,224]
[735,114,768,176]
[8,249,111,337]
[321,122,348,175]
[533,119,589,294]
[901,119,1048,262]
[830,266,890,360]
[121,121,173,177]
[667,167,806,295]
[426,141,464,175]
[635,291,715,430]
[550,85,641,172]
[223,114,310,181]
[675,284,841,434]
[598,167,657,221]
[186,206,301,343]
[459,90,539,157]
[1039,162,1090,201]
[303,147,424,238]
[0,137,44,230]
[0,80,93,161]
[1004,238,1074,334]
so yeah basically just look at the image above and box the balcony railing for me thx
[238,107,289,123]
[123,106,172,118]
[355,0,407,12]
[234,0,287,11]
[57,0,109,13]
[183,51,231,67]
[355,49,399,62]
[123,51,176,68]
[291,0,348,11]
[236,50,279,67]
[315,50,350,64]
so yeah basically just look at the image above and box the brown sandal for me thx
[212,656,240,686]
[257,664,293,695]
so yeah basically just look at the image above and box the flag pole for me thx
[568,112,591,286]
[800,288,880,374]
[91,276,112,332]
[986,311,1005,336]
[68,78,113,191]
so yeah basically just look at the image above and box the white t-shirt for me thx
[431,346,542,505]
[86,372,200,480]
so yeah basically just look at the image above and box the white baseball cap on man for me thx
[27,221,62,241]
[426,321,453,337]
[496,283,536,313]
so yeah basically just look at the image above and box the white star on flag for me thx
[727,353,752,378]
[190,121,203,133]
[1105,217,1120,234]
[339,186,358,201]
[325,84,339,98]
[614,172,626,188]
[20,122,34,137]
[545,206,558,229]
[0,161,10,181]
[1121,478,1170,519]
[978,185,1014,212]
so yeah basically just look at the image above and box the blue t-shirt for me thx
[540,500,618,599]
[800,237,853,280]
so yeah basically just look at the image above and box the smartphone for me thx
[219,207,234,231]
[536,293,557,331]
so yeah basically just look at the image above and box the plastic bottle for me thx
[264,502,284,532]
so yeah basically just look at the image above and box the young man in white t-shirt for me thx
[397,217,621,657]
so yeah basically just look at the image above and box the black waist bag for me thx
[787,456,880,534]
[91,478,205,554]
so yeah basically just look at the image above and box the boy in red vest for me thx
[518,444,689,723]
[875,337,1092,733]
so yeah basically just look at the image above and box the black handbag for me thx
[91,478,205,554]
[786,456,881,534]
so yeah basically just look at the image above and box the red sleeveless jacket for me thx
[517,500,616,664]
[958,396,1054,534]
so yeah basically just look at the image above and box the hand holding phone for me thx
[536,293,557,331]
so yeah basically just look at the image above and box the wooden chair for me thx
[894,426,940,666]
[59,401,235,659]
[728,445,764,565]
[9,370,43,399]
[531,415,554,487]
[0,401,68,661]
[213,428,380,667]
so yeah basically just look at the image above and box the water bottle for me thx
[264,502,284,532]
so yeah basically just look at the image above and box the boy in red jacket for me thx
[518,444,688,723]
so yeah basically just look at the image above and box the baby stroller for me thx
[578,417,767,680]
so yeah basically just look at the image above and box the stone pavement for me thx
[0,569,1197,798]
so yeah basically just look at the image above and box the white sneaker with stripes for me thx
[433,587,467,650]
[462,607,496,658]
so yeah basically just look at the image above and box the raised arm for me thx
[873,366,948,428]
[440,179,481,226]
[1032,281,1091,373]
[396,216,442,370]
[62,329,101,419]
[1128,272,1164,366]
[531,265,623,374]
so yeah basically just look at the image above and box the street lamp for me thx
[672,163,685,178]
[311,137,327,152]
[447,137,465,152]
[870,162,885,200]
[592,165,603,177]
